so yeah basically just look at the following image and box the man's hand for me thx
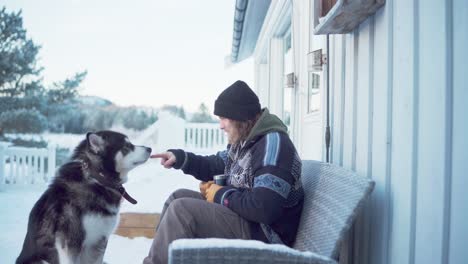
[199,181,214,197]
[205,183,223,203]
[150,152,176,169]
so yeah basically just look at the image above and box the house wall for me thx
[325,0,468,263]
[252,0,468,263]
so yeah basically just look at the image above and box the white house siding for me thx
[248,0,467,263]
[341,32,358,171]
[290,0,308,145]
[368,3,392,264]
[450,2,468,264]
[415,0,449,263]
[325,0,468,264]
[254,62,269,108]
[388,0,416,264]
[268,38,285,118]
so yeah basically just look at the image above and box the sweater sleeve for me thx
[168,149,226,182]
[213,132,298,224]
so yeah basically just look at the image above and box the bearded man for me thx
[144,80,304,264]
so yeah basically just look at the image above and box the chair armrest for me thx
[168,238,338,264]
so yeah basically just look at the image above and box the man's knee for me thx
[171,188,191,196]
[166,197,193,215]
[169,188,199,200]
[163,198,198,230]
[165,188,191,204]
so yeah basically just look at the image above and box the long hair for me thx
[231,113,261,145]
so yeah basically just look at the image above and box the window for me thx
[283,36,293,126]
[307,73,320,113]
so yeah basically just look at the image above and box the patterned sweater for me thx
[169,108,304,246]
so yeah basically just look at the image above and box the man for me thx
[143,80,304,264]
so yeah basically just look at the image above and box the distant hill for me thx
[77,95,114,107]
[76,96,161,114]
[75,96,215,124]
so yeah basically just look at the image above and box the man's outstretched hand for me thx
[150,152,177,169]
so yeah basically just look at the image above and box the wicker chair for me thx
[168,160,375,264]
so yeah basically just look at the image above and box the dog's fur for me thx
[16,131,151,264]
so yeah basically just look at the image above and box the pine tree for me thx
[190,103,216,123]
[0,7,42,97]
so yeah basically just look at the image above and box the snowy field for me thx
[0,133,210,263]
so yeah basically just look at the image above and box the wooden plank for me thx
[338,31,358,264]
[353,17,373,264]
[389,0,417,263]
[115,213,159,239]
[337,29,360,264]
[117,213,160,228]
[330,34,345,166]
[341,32,357,170]
[369,2,393,264]
[414,0,448,262]
[0,144,5,184]
[295,0,311,155]
[449,1,468,263]
[269,38,285,118]
[329,34,335,163]
[115,227,156,239]
[354,18,372,191]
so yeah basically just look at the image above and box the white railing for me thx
[0,143,56,184]
[139,112,227,154]
[185,123,226,151]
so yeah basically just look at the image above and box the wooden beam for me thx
[114,212,160,239]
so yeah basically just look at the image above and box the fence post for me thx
[0,143,5,184]
[154,112,185,153]
[47,145,56,182]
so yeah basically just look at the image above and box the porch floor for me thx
[115,212,160,239]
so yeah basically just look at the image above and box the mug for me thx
[214,174,228,186]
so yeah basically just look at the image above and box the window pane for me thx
[284,40,293,126]
[308,73,320,113]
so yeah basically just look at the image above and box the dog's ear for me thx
[87,132,105,154]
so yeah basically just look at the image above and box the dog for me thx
[16,130,152,264]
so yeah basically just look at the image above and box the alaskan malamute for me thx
[16,131,151,264]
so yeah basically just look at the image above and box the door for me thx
[300,34,327,161]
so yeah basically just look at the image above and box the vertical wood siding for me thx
[450,1,468,263]
[414,0,447,262]
[268,38,285,118]
[327,0,467,263]
[253,0,466,263]
[330,34,345,166]
[341,33,357,170]
[368,2,392,264]
[352,17,373,264]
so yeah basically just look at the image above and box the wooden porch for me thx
[115,213,160,239]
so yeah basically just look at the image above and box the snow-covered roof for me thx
[230,0,271,63]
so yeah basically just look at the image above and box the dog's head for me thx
[81,130,151,184]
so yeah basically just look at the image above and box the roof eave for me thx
[230,0,271,63]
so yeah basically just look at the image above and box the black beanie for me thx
[214,80,261,121]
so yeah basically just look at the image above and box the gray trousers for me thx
[142,189,252,264]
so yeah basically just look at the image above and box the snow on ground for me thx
[0,138,206,263]
[120,160,200,213]
[0,184,47,264]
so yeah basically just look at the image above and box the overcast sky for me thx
[4,0,254,112]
